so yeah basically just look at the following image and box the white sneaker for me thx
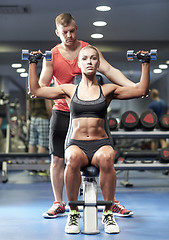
[65,210,81,234]
[102,210,120,234]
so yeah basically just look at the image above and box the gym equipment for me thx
[121,147,169,164]
[69,165,112,234]
[139,110,158,130]
[108,117,118,130]
[22,50,52,61]
[127,49,157,62]
[120,111,139,130]
[159,114,169,130]
[160,147,169,163]
[122,150,158,164]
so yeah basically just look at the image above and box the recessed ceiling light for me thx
[12,63,22,68]
[91,33,103,39]
[96,6,111,11]
[20,72,28,77]
[159,64,168,69]
[166,60,169,65]
[93,21,107,27]
[153,69,162,74]
[17,68,26,73]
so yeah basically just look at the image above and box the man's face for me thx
[56,21,78,46]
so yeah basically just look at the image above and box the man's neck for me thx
[61,40,80,51]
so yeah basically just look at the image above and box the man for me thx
[27,96,51,154]
[148,88,168,150]
[37,13,134,218]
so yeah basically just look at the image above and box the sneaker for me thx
[42,201,66,218]
[65,210,81,234]
[112,200,133,217]
[102,210,120,234]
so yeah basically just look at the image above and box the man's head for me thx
[150,89,159,100]
[55,13,77,45]
[55,13,75,29]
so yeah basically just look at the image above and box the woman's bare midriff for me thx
[71,118,108,140]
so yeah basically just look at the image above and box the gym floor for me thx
[0,169,169,240]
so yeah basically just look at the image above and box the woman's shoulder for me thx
[102,83,116,91]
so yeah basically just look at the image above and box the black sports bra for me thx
[70,84,107,119]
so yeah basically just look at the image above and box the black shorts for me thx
[49,110,70,158]
[65,138,113,164]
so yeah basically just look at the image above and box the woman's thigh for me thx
[65,145,89,169]
[91,145,115,168]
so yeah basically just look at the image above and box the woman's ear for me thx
[55,29,59,37]
[78,60,81,69]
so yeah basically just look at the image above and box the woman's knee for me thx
[96,151,114,172]
[65,149,82,170]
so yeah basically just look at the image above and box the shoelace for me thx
[103,214,115,226]
[69,214,80,226]
[113,203,126,212]
[116,203,125,209]
[49,204,60,211]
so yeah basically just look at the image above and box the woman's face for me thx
[78,47,100,76]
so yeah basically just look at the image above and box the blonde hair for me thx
[79,45,100,61]
[55,13,75,28]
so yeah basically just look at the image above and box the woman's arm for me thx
[104,62,150,101]
[113,62,150,99]
[28,63,69,100]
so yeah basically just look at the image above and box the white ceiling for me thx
[0,0,169,91]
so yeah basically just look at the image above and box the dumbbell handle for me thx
[22,50,52,61]
[127,49,157,61]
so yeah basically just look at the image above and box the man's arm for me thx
[96,48,135,87]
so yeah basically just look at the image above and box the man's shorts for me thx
[29,117,50,148]
[49,110,70,158]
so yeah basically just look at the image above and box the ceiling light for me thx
[153,69,162,74]
[91,33,103,39]
[93,21,107,27]
[166,60,169,65]
[159,64,168,69]
[12,63,22,68]
[20,73,28,78]
[96,6,111,11]
[17,68,26,73]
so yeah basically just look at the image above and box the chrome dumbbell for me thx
[22,50,52,61]
[127,49,157,61]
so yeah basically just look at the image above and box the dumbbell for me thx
[139,110,158,130]
[120,110,139,130]
[160,147,169,163]
[159,114,169,130]
[22,50,52,61]
[127,49,157,61]
[108,117,118,131]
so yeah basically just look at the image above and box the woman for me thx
[29,45,150,234]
